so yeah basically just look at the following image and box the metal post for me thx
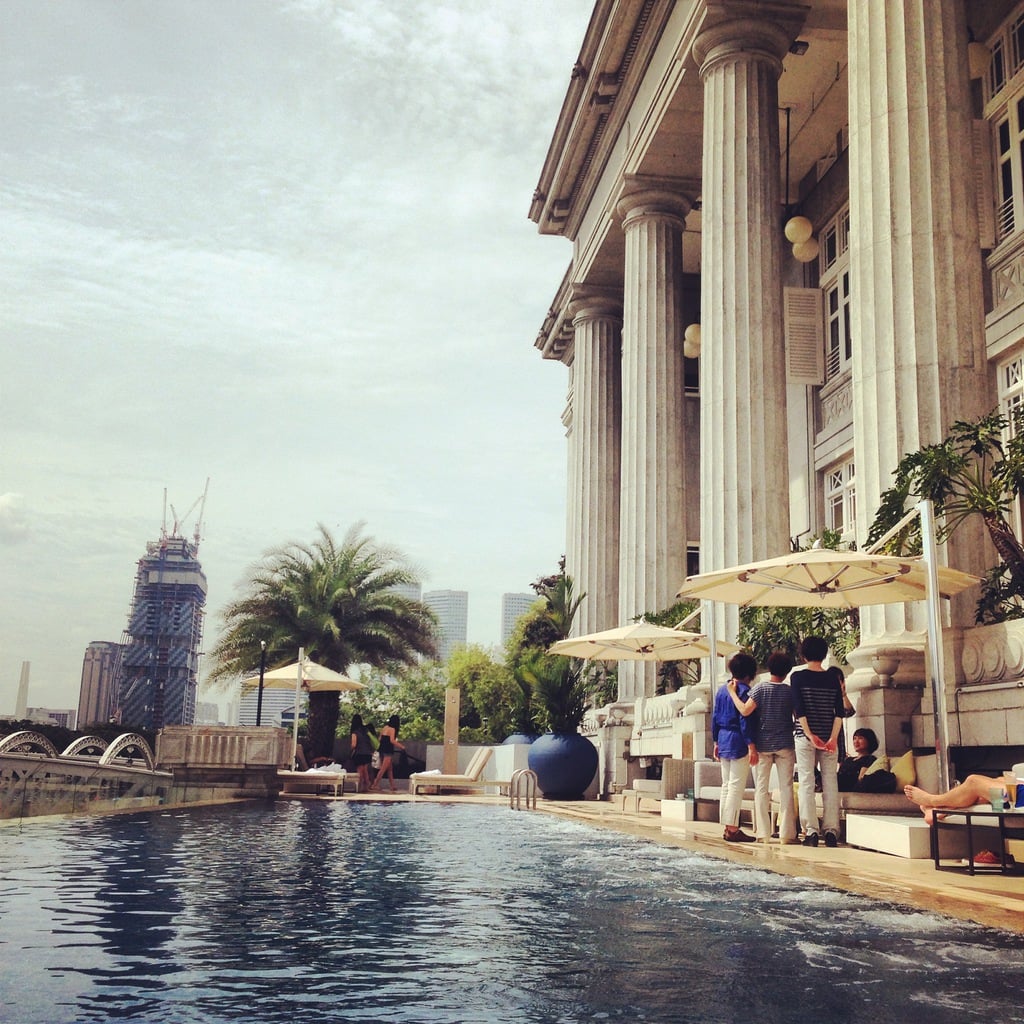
[919,499,953,792]
[255,640,267,726]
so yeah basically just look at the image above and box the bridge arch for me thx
[61,736,109,758]
[0,731,60,758]
[98,733,155,770]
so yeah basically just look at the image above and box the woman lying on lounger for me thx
[904,775,1008,823]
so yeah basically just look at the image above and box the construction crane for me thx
[165,478,210,553]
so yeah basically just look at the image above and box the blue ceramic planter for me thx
[528,732,598,800]
[502,733,538,746]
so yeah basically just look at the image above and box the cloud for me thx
[0,493,30,543]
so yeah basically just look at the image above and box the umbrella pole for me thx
[703,599,719,699]
[292,646,303,768]
[920,500,953,791]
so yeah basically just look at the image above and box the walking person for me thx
[349,714,377,792]
[712,652,759,843]
[790,636,845,848]
[726,650,798,844]
[370,714,405,792]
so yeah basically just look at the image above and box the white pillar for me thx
[569,293,622,636]
[848,1,991,664]
[616,180,693,699]
[694,7,800,643]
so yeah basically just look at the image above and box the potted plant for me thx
[517,571,598,799]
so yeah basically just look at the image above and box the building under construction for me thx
[116,489,208,730]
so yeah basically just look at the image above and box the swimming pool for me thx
[1,801,1022,1023]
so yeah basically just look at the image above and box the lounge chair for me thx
[277,766,357,797]
[409,747,498,795]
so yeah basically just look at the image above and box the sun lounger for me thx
[277,768,357,797]
[409,747,499,795]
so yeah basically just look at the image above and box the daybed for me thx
[409,747,502,795]
[277,767,357,798]
[694,752,940,834]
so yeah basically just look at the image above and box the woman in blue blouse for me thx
[712,651,759,843]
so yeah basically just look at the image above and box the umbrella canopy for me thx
[241,658,364,693]
[549,622,741,661]
[676,548,981,608]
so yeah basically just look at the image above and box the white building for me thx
[501,592,537,643]
[423,589,469,662]
[236,688,301,728]
[531,0,1024,789]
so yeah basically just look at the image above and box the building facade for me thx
[423,589,469,663]
[532,0,1024,781]
[501,592,537,643]
[116,533,207,731]
[77,641,123,728]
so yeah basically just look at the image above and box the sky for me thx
[0,0,593,714]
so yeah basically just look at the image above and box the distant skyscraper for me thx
[116,519,208,730]
[423,589,468,663]
[236,687,302,728]
[501,593,536,643]
[391,582,423,603]
[78,641,123,727]
[15,661,29,719]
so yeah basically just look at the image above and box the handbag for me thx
[371,751,381,769]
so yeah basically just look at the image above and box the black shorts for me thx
[353,754,372,766]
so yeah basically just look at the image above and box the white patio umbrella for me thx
[675,502,982,790]
[674,547,980,608]
[240,649,364,759]
[549,621,740,661]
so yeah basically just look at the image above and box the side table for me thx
[929,805,1024,875]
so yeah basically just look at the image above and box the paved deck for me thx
[322,787,1024,934]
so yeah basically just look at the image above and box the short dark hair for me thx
[800,636,829,662]
[767,651,794,677]
[728,652,758,681]
[854,727,879,754]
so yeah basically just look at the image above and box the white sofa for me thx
[693,754,940,831]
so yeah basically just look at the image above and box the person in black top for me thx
[790,636,845,848]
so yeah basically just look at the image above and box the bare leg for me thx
[905,775,1005,821]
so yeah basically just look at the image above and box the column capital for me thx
[615,175,698,230]
[568,285,623,325]
[693,1,808,78]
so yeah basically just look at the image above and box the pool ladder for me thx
[509,769,538,810]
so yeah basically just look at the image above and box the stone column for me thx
[616,179,693,700]
[694,6,799,609]
[846,1,991,734]
[569,292,623,636]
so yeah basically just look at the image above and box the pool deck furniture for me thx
[929,805,1024,875]
[409,747,502,795]
[277,769,358,797]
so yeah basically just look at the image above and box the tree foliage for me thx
[208,523,437,758]
[865,408,1024,622]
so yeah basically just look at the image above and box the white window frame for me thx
[824,458,856,541]
[818,205,851,383]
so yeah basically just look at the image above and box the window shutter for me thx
[784,286,824,385]
[974,119,997,249]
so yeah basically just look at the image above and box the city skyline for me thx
[0,1,591,711]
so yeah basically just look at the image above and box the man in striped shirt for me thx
[790,636,845,848]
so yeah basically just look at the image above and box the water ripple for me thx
[1,802,1022,1023]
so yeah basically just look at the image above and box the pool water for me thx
[1,801,1022,1024]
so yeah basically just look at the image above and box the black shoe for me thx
[802,832,819,847]
[724,829,756,843]
[824,831,838,848]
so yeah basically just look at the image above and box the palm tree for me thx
[208,523,437,757]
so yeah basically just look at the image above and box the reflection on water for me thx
[0,802,1022,1024]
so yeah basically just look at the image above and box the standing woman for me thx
[349,714,377,792]
[370,715,405,792]
[712,652,759,843]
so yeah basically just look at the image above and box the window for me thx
[998,355,1024,535]
[985,6,1024,243]
[824,460,856,539]
[819,205,851,382]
